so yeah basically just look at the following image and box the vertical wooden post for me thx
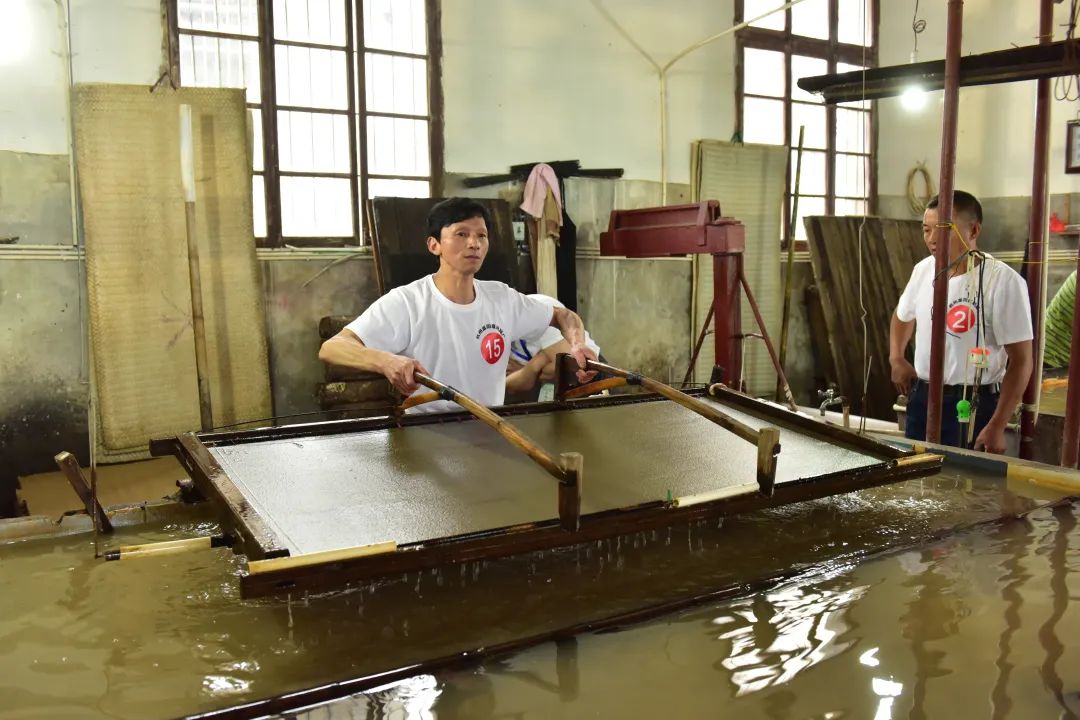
[756,427,781,497]
[180,104,213,431]
[54,451,113,533]
[558,452,583,532]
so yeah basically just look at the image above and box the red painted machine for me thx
[599,201,747,387]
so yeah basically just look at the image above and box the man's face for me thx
[922,207,979,262]
[427,216,489,275]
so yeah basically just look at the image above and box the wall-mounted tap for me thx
[818,388,845,416]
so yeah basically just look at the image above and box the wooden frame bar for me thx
[173,434,288,559]
[152,390,943,598]
[238,451,941,598]
[54,451,113,534]
[556,356,782,495]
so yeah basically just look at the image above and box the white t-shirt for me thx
[896,254,1032,385]
[346,275,553,412]
[509,294,600,365]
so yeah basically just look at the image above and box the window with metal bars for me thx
[736,0,877,246]
[171,0,442,247]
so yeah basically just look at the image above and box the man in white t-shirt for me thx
[889,190,1033,453]
[319,198,598,412]
[505,294,602,397]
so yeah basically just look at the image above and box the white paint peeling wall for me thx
[441,0,739,183]
[0,0,161,155]
[877,0,1080,197]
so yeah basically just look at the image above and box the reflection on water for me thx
[716,579,867,697]
[320,499,1079,720]
[0,473,1076,719]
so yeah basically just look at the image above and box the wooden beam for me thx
[53,451,113,534]
[799,39,1080,103]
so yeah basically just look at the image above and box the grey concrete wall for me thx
[0,149,86,509]
[261,256,380,419]
[0,259,89,481]
[261,252,696,415]
[576,258,692,382]
[0,152,72,246]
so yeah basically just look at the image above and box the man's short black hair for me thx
[927,190,982,225]
[426,197,494,241]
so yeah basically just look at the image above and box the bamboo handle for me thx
[401,391,440,410]
[563,377,628,399]
[414,373,568,483]
[585,360,759,445]
[103,534,230,561]
[247,541,397,575]
[580,359,781,496]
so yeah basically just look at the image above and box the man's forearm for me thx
[889,313,914,361]
[551,307,586,347]
[319,333,393,374]
[988,351,1032,428]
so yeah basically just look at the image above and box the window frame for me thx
[734,0,879,248]
[168,0,444,248]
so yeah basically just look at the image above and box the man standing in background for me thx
[889,191,1033,454]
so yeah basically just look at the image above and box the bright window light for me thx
[0,0,33,67]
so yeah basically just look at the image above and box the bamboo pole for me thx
[247,541,397,574]
[103,534,231,561]
[179,104,213,431]
[564,377,628,399]
[776,126,806,403]
[400,391,440,410]
[584,360,759,445]
[580,358,782,495]
[414,373,583,530]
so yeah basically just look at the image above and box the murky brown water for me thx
[0,470,1076,719]
[341,499,1080,719]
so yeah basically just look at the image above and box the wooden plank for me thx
[805,216,926,419]
[175,433,289,559]
[318,315,352,339]
[804,284,838,390]
[323,364,388,383]
[317,380,393,407]
[53,451,113,533]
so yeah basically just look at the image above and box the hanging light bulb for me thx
[900,85,928,111]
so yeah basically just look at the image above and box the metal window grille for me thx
[171,0,443,247]
[736,0,878,246]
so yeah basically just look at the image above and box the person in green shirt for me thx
[1044,270,1076,368]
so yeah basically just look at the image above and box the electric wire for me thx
[857,0,870,433]
[912,0,927,59]
[1053,0,1080,101]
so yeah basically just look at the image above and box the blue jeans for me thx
[905,378,1000,449]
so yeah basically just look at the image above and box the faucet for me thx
[818,388,845,416]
